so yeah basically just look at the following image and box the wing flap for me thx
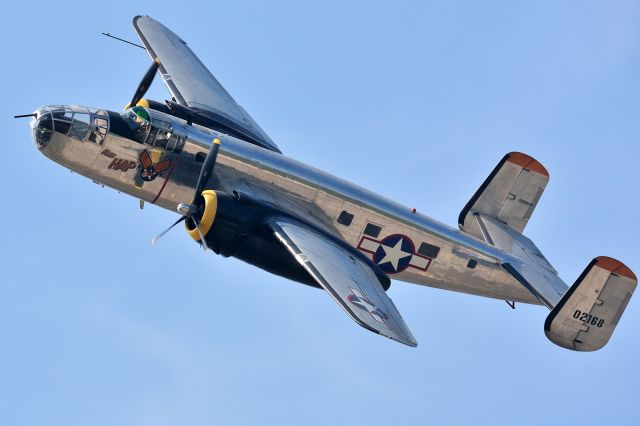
[270,220,417,347]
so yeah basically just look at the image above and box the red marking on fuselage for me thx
[151,161,177,204]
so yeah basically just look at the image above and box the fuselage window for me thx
[154,130,172,148]
[121,107,184,153]
[51,111,72,134]
[467,259,478,269]
[337,210,354,226]
[68,113,90,140]
[418,242,440,259]
[364,223,381,238]
[47,107,108,144]
[173,136,185,153]
[88,116,109,144]
[145,126,159,146]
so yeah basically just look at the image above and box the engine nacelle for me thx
[185,190,248,257]
[183,189,318,287]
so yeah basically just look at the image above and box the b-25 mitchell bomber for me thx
[19,16,636,350]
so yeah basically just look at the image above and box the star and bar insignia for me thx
[358,234,432,274]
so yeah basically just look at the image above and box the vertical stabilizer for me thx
[544,257,637,351]
[459,152,548,240]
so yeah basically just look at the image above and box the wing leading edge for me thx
[270,220,417,347]
[132,15,280,153]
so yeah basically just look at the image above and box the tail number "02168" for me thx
[573,310,604,328]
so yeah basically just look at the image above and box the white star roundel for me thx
[357,233,433,275]
[373,234,415,273]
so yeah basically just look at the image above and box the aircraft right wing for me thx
[270,219,417,347]
[132,15,280,153]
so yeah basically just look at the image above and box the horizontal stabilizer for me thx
[459,152,548,239]
[478,214,567,308]
[544,257,637,351]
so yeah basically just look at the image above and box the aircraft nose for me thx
[30,108,54,149]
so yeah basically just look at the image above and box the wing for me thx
[132,15,280,153]
[270,220,417,347]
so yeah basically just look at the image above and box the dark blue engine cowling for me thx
[187,190,391,291]
[192,191,320,288]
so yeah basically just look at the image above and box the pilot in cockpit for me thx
[130,106,151,142]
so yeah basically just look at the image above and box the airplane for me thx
[18,15,636,350]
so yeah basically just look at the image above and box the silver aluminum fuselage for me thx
[31,105,538,305]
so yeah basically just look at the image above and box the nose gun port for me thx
[30,109,54,149]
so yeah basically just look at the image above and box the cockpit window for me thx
[132,106,150,122]
[52,111,72,134]
[121,107,185,153]
[42,105,109,144]
[122,107,152,143]
[68,113,90,140]
[89,115,109,144]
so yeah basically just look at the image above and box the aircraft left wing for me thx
[270,220,417,347]
[132,15,280,153]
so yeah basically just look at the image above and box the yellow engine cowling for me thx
[185,190,218,241]
[123,99,150,110]
[182,189,259,258]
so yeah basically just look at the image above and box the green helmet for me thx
[131,106,150,122]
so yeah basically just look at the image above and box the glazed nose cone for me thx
[30,108,54,149]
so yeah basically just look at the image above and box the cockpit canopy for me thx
[32,105,109,148]
[120,106,186,153]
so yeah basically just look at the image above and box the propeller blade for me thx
[193,138,221,205]
[152,139,220,250]
[130,57,160,108]
[151,215,186,245]
[193,217,211,252]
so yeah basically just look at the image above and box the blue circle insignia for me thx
[373,234,415,274]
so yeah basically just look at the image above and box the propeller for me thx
[129,57,160,108]
[126,57,221,251]
[152,138,222,250]
[151,216,186,245]
[193,138,221,207]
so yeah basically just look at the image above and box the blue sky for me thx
[2,1,639,425]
